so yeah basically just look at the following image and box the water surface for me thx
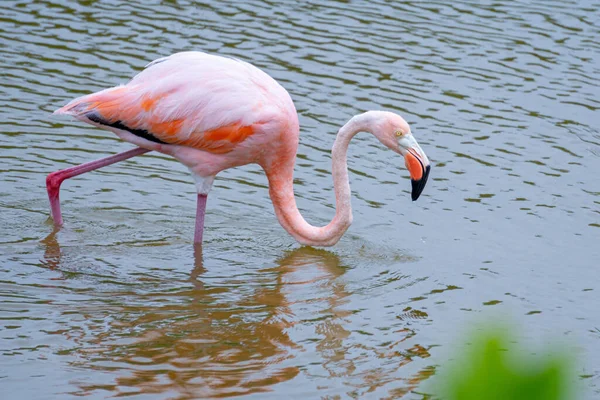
[1,0,599,398]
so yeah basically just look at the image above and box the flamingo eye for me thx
[395,130,403,137]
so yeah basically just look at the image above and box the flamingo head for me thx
[368,111,431,201]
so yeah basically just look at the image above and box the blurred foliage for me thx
[430,327,576,400]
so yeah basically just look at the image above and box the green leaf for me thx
[431,327,575,400]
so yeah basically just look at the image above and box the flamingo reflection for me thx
[40,241,435,397]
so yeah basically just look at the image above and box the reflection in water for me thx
[39,239,433,398]
[41,229,62,271]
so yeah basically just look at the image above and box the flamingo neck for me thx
[266,114,373,246]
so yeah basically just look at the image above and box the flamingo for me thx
[49,51,430,246]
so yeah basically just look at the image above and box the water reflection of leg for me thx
[38,234,435,396]
[64,246,350,398]
[190,243,205,291]
[40,228,62,270]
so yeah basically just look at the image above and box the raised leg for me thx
[46,147,151,225]
[194,194,208,244]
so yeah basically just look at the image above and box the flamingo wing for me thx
[55,52,279,154]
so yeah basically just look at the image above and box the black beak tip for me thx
[411,165,430,201]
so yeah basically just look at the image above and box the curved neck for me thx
[265,114,373,246]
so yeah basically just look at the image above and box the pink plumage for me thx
[50,51,430,246]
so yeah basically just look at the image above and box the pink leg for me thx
[46,147,151,225]
[194,194,208,244]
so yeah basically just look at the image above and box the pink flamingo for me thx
[49,52,430,246]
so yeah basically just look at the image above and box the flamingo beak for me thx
[402,135,430,201]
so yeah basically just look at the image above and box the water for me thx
[1,0,599,398]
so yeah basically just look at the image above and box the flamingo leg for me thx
[46,147,151,225]
[194,194,208,244]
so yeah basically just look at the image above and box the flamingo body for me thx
[51,51,430,246]
[55,52,299,188]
